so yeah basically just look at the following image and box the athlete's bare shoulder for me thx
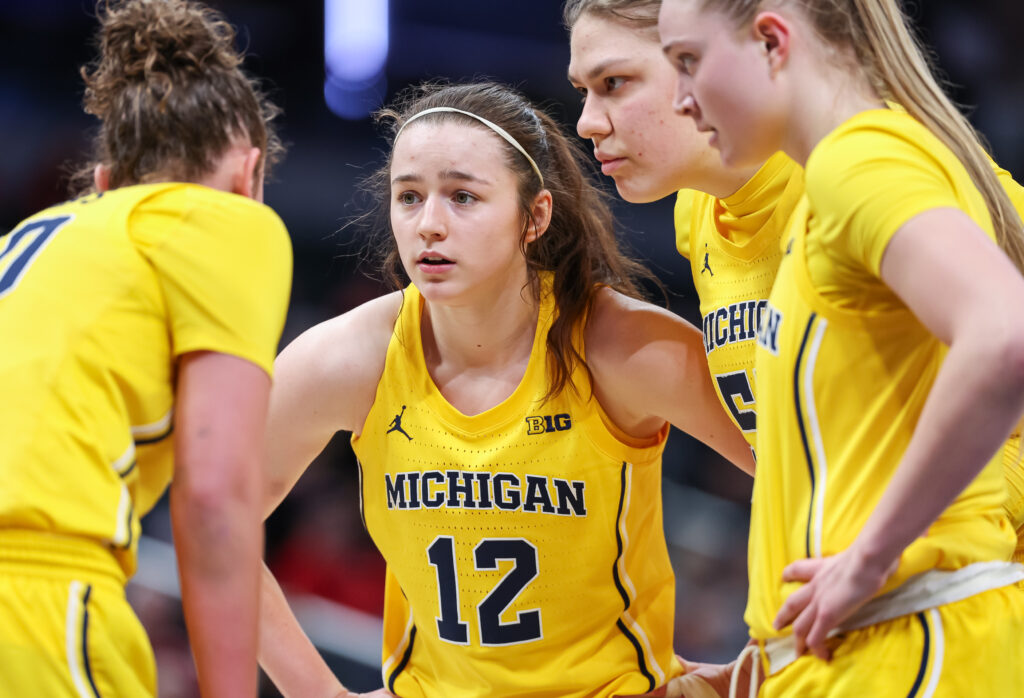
[584,287,698,438]
[273,290,403,436]
[585,286,688,370]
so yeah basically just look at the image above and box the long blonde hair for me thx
[698,0,1024,273]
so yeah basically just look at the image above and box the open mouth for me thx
[419,255,452,265]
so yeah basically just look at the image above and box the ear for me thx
[93,164,111,193]
[231,146,264,201]
[753,12,791,76]
[525,189,553,243]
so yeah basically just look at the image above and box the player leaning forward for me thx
[0,1,292,696]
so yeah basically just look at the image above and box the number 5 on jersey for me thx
[427,536,542,646]
[714,370,757,433]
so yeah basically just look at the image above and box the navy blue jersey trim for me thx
[81,585,102,698]
[612,462,630,609]
[793,314,817,558]
[356,458,367,532]
[123,497,135,549]
[905,612,931,698]
[388,625,417,694]
[611,462,656,692]
[616,619,656,692]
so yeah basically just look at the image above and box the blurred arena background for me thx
[1,1,1020,695]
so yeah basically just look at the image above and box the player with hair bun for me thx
[0,1,291,696]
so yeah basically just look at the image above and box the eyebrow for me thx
[661,39,694,55]
[391,169,491,186]
[567,57,630,84]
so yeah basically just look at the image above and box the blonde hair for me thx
[698,0,1024,273]
[562,0,662,31]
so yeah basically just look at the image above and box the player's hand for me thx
[773,546,897,660]
[615,654,752,698]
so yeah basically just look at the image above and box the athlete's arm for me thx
[172,350,270,697]
[258,563,349,696]
[258,292,399,696]
[775,207,1024,658]
[586,288,755,475]
[263,291,401,515]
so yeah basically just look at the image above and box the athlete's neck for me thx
[699,165,760,200]
[782,61,885,166]
[421,277,539,414]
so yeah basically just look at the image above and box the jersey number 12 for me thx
[427,536,542,646]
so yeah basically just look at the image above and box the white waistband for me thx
[732,560,1024,688]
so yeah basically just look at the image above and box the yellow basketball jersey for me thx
[995,166,1024,566]
[747,109,1016,639]
[352,278,682,697]
[0,183,291,578]
[674,152,803,453]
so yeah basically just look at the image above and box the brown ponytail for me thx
[72,0,283,193]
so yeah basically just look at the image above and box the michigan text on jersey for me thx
[703,299,769,355]
[384,470,587,516]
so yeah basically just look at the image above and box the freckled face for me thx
[390,121,529,305]
[568,13,722,203]
[660,0,787,168]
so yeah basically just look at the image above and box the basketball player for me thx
[661,0,1024,695]
[255,81,754,697]
[0,1,291,696]
[566,0,803,468]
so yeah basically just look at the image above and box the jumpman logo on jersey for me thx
[387,405,413,440]
[701,244,714,276]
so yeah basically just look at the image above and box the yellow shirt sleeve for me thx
[995,164,1024,219]
[673,189,697,259]
[130,185,292,377]
[804,113,966,277]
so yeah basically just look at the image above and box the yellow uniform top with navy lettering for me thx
[673,152,803,452]
[0,183,292,579]
[748,109,1017,639]
[352,278,682,698]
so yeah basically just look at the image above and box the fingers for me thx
[772,578,813,631]
[804,606,837,661]
[781,557,823,583]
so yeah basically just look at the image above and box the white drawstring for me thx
[729,643,761,698]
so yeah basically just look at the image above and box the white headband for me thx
[395,106,544,188]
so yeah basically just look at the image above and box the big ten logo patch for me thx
[526,413,572,435]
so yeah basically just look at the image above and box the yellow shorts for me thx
[1003,435,1024,585]
[0,533,156,697]
[762,584,1024,698]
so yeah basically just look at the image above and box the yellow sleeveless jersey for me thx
[674,152,803,453]
[352,278,682,697]
[0,183,291,578]
[747,109,1017,639]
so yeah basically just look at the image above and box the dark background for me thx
[1,1,1020,695]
